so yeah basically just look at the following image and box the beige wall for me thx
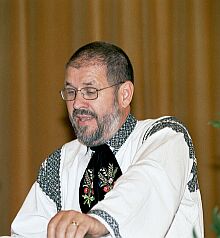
[0,1,220,237]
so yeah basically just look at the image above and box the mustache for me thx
[72,109,97,118]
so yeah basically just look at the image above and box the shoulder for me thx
[37,139,87,175]
[136,116,191,143]
[36,139,86,210]
[139,116,196,160]
[134,116,199,192]
[132,116,195,154]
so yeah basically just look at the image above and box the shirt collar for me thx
[106,114,137,154]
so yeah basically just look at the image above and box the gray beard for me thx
[69,103,121,147]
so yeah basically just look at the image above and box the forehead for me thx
[65,65,108,86]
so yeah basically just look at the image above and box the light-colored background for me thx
[0,0,219,237]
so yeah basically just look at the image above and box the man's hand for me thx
[47,210,109,238]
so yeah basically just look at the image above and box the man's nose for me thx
[72,91,87,109]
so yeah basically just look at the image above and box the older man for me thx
[11,41,204,238]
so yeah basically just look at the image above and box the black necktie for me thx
[79,144,122,213]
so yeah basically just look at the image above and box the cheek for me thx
[94,100,115,117]
[66,102,73,115]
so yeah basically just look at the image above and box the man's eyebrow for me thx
[65,81,75,88]
[82,80,97,86]
[65,80,98,87]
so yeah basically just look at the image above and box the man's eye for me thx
[85,88,96,95]
[67,90,75,95]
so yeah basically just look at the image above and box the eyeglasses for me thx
[60,82,124,101]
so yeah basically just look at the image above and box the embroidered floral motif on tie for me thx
[98,163,119,192]
[82,169,95,207]
[79,144,122,213]
[81,162,120,209]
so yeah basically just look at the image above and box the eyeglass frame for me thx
[60,82,124,101]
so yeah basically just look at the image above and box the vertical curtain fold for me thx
[8,0,30,221]
[189,1,216,228]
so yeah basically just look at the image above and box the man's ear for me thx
[118,81,134,108]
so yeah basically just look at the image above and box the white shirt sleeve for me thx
[11,182,57,238]
[89,128,196,238]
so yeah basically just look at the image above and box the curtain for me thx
[0,0,219,237]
